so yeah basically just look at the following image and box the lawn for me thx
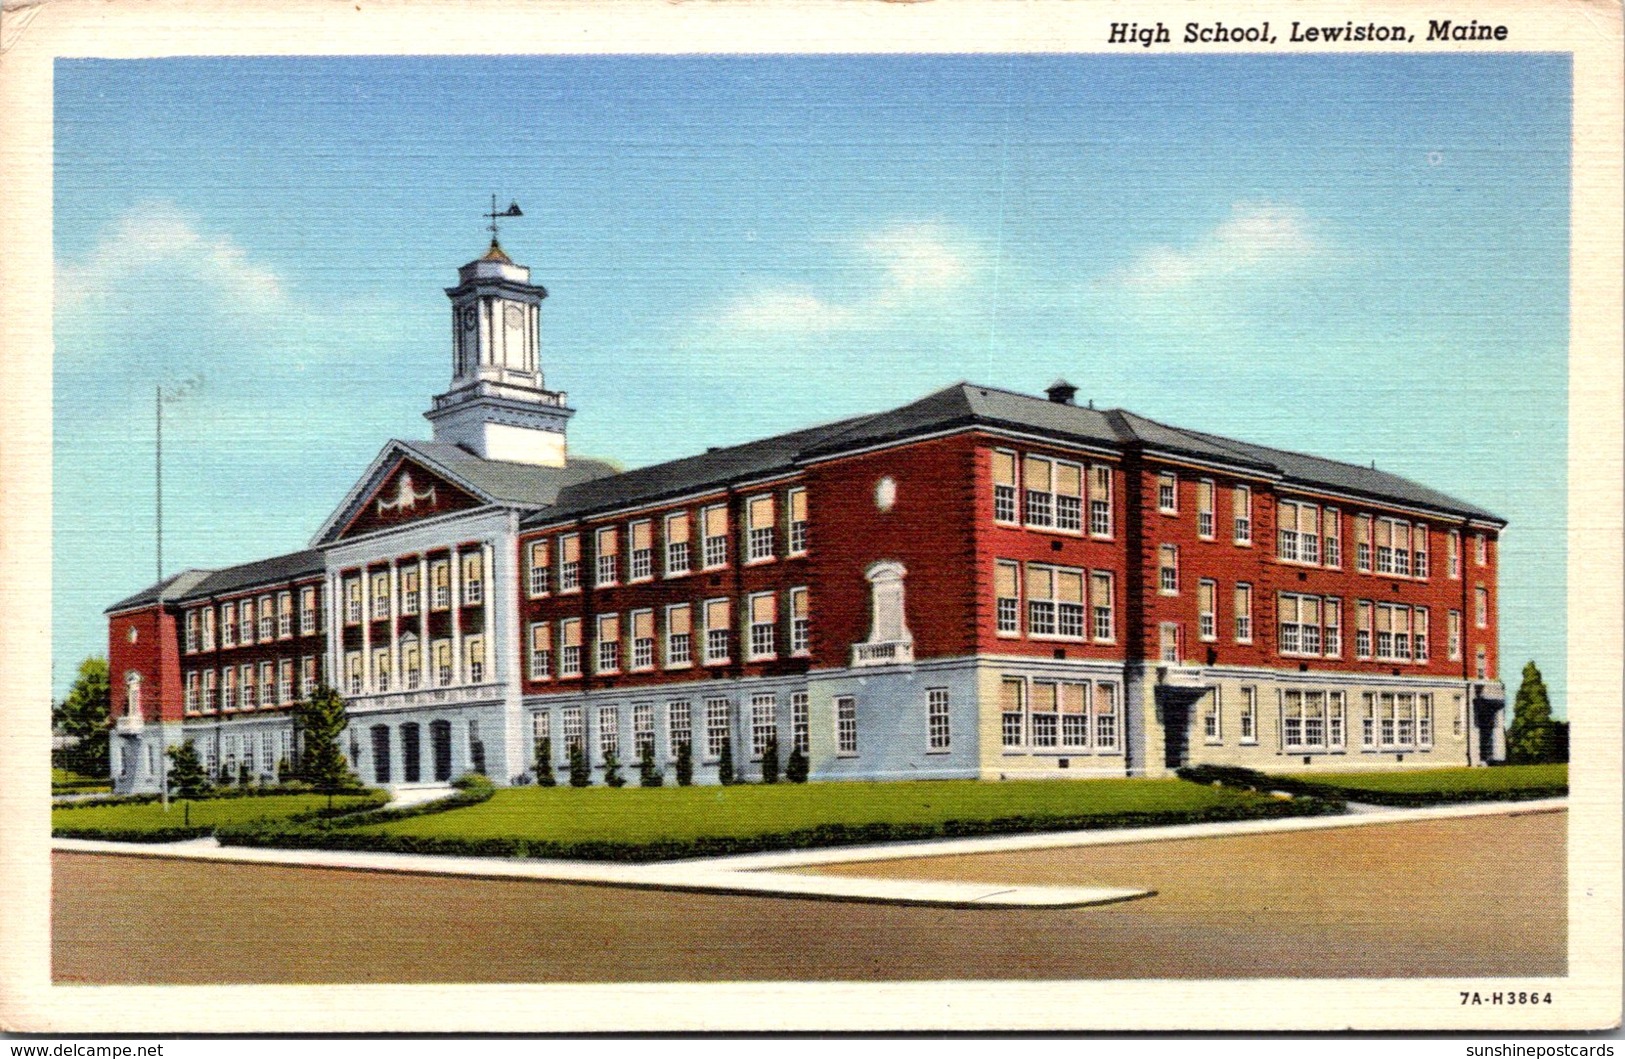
[1284,763,1567,797]
[354,778,1284,845]
[53,793,382,839]
[52,768,110,795]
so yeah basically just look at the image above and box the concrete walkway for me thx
[51,796,1563,910]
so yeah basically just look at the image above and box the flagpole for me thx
[155,383,168,809]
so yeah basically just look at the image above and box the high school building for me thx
[104,239,1509,793]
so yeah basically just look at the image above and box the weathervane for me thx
[486,194,523,245]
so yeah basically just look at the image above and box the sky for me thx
[53,54,1570,710]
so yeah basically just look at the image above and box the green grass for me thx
[1284,763,1567,796]
[53,793,380,839]
[353,778,1278,844]
[52,768,110,794]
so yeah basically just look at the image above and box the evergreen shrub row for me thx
[52,789,390,843]
[1175,764,1566,806]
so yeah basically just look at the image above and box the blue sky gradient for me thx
[53,54,1570,708]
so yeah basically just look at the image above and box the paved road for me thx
[52,808,1564,984]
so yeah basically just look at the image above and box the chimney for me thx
[1045,378,1078,406]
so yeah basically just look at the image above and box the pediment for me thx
[327,452,485,543]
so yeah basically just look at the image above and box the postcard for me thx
[1,0,1620,1035]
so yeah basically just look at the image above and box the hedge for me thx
[52,780,372,812]
[1176,764,1566,807]
[52,790,390,844]
[215,792,1343,863]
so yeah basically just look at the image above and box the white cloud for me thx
[56,201,284,310]
[1112,202,1318,292]
[717,287,852,333]
[862,222,972,292]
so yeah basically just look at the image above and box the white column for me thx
[390,560,403,691]
[326,572,341,691]
[418,555,430,688]
[481,540,495,683]
[360,567,374,691]
[450,549,463,684]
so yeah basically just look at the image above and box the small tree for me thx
[166,742,210,800]
[1507,661,1561,764]
[638,740,663,787]
[535,737,557,787]
[238,760,253,787]
[785,743,809,783]
[53,656,111,779]
[568,742,591,787]
[294,684,354,809]
[717,734,735,786]
[674,739,693,786]
[760,731,780,784]
[275,756,291,784]
[603,748,626,788]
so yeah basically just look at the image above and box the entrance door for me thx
[430,720,452,782]
[401,723,421,783]
[1163,699,1190,769]
[370,725,392,785]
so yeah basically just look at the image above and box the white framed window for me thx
[242,598,259,640]
[1203,689,1221,743]
[596,613,621,674]
[1090,571,1114,642]
[595,527,619,587]
[527,540,551,597]
[1029,682,1059,748]
[925,687,950,751]
[1448,609,1462,661]
[1088,464,1112,537]
[991,449,1019,524]
[1414,608,1429,662]
[1447,530,1461,579]
[1474,532,1488,565]
[1356,600,1373,659]
[299,586,317,634]
[1376,517,1411,576]
[1026,564,1085,639]
[465,635,485,684]
[461,552,483,606]
[343,654,360,697]
[1059,682,1089,749]
[1375,603,1413,662]
[185,671,200,712]
[665,512,691,576]
[1278,593,1335,657]
[1412,523,1428,579]
[667,701,692,758]
[791,691,810,754]
[703,598,731,665]
[1234,583,1253,643]
[1323,598,1341,657]
[1418,694,1434,747]
[1159,622,1182,664]
[1158,543,1179,595]
[400,640,420,690]
[1278,501,1319,565]
[1361,692,1376,749]
[789,587,810,656]
[531,710,551,748]
[746,494,776,562]
[749,695,776,759]
[630,609,655,670]
[558,534,581,592]
[528,622,552,680]
[597,705,620,763]
[342,581,359,625]
[995,560,1020,635]
[787,487,809,554]
[301,656,317,698]
[704,697,730,761]
[559,618,582,677]
[1000,678,1025,747]
[1476,646,1488,680]
[633,703,656,759]
[374,648,392,693]
[1475,585,1488,628]
[1233,485,1253,544]
[701,505,729,569]
[257,594,274,641]
[257,661,273,706]
[629,520,654,581]
[430,561,451,610]
[221,602,236,647]
[1239,686,1257,744]
[401,567,420,615]
[1157,471,1178,514]
[371,573,390,619]
[221,667,236,711]
[433,639,453,687]
[185,611,200,653]
[1323,509,1341,569]
[1197,579,1217,641]
[665,603,692,667]
[279,659,294,703]
[1093,683,1119,749]
[1196,479,1215,539]
[748,592,777,660]
[562,706,585,755]
[201,606,216,650]
[1282,689,1340,752]
[1355,514,1372,572]
[1020,455,1083,531]
[202,669,217,712]
[835,696,858,756]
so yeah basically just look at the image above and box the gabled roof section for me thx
[105,569,214,614]
[187,549,326,600]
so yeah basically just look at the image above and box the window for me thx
[1023,455,1053,527]
[528,622,552,680]
[299,586,317,634]
[665,513,691,575]
[244,663,260,707]
[1157,471,1177,514]
[279,659,294,703]
[400,639,420,690]
[791,691,810,754]
[433,639,453,687]
[1234,583,1253,643]
[1203,690,1221,743]
[342,579,361,624]
[371,573,389,619]
[596,613,621,673]
[748,592,777,659]
[1278,501,1319,564]
[787,487,809,554]
[1094,683,1119,749]
[1091,571,1114,642]
[1361,692,1377,749]
[1026,564,1084,639]
[1278,594,1324,656]
[1476,646,1488,680]
[1324,598,1341,657]
[746,494,776,562]
[562,707,585,755]
[258,595,274,641]
[995,561,1020,635]
[462,552,483,606]
[1021,456,1082,531]
[1159,622,1182,664]
[1053,462,1083,531]
[531,710,551,751]
[1088,465,1112,536]
[1475,532,1488,566]
[401,567,420,615]
[1158,544,1179,594]
[704,698,730,761]
[1198,579,1217,641]
[430,562,451,609]
[1453,694,1464,737]
[629,520,654,581]
[203,669,217,712]
[1355,515,1372,572]
[927,688,950,751]
[1240,686,1257,743]
[595,527,619,587]
[992,449,1019,523]
[597,706,619,763]
[465,636,485,684]
[1197,479,1215,539]
[185,671,200,711]
[633,703,656,759]
[559,618,582,677]
[243,599,258,640]
[1376,603,1412,662]
[1413,524,1428,578]
[835,696,858,755]
[341,653,360,697]
[1000,678,1025,747]
[789,587,810,655]
[1445,529,1462,579]
[1324,509,1341,569]
[1233,485,1253,544]
[1029,682,1059,747]
[750,695,776,758]
[1282,690,1340,751]
[201,607,215,650]
[703,598,731,664]
[665,604,692,667]
[185,611,200,653]
[1418,694,1433,747]
[301,656,317,698]
[1475,585,1488,628]
[1377,518,1411,576]
[701,505,729,569]
[527,540,551,597]
[1413,608,1429,662]
[631,609,655,670]
[558,534,581,592]
[221,603,236,647]
[667,701,692,758]
[1448,610,1462,661]
[221,667,236,711]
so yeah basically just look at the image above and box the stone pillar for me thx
[326,572,341,692]
[450,549,463,685]
[390,560,403,691]
[360,567,374,692]
[418,555,430,688]
[481,540,495,683]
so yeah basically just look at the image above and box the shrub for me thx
[166,742,211,800]
[760,732,780,785]
[785,745,809,784]
[602,749,625,788]
[452,772,493,793]
[718,734,735,786]
[638,741,663,788]
[568,743,591,788]
[674,740,693,786]
[535,737,556,788]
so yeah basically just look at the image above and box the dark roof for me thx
[522,381,1503,528]
[105,549,328,614]
[105,569,213,614]
[395,440,619,508]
